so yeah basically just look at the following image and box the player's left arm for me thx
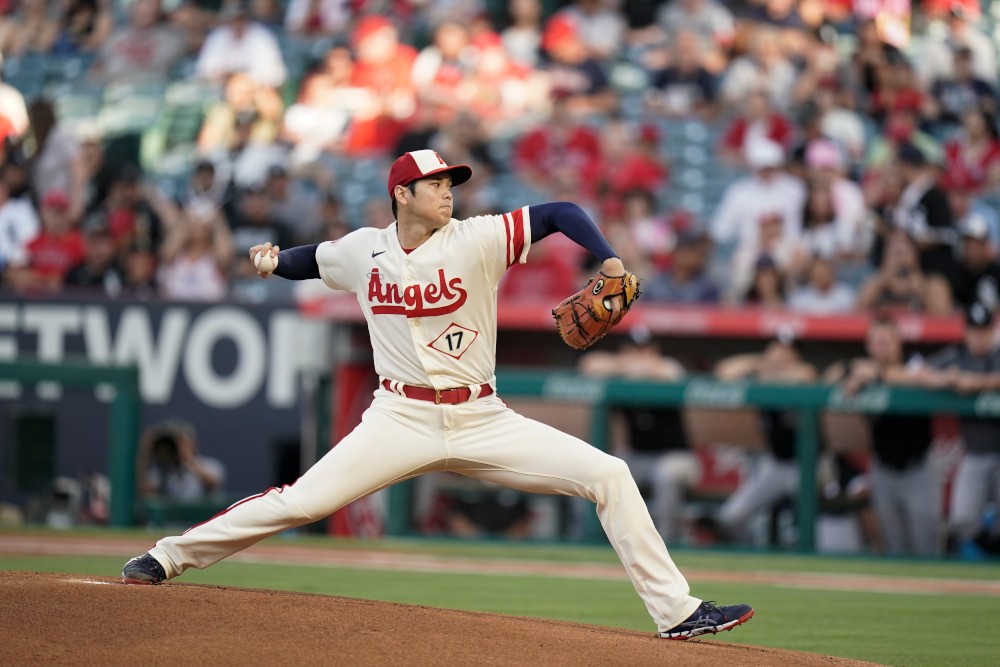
[529,202,629,313]
[528,201,619,269]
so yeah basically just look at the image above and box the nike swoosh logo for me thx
[372,250,386,258]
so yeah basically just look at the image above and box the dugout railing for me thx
[0,359,141,527]
[380,369,1000,553]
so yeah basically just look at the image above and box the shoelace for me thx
[699,601,728,620]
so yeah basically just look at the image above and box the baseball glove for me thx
[552,270,641,350]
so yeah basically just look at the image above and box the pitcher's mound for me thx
[1,571,880,666]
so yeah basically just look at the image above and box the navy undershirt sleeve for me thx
[273,244,321,280]
[528,202,617,262]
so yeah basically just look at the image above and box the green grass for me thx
[2,532,999,666]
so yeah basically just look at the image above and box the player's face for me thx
[410,176,454,227]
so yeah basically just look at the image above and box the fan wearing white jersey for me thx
[121,150,754,640]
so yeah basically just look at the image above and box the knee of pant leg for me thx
[585,456,637,503]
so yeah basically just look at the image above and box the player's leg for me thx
[140,395,447,579]
[948,453,989,544]
[870,463,908,555]
[444,397,744,635]
[716,452,797,543]
[649,451,701,544]
[901,459,942,556]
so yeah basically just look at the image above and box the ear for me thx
[393,184,409,207]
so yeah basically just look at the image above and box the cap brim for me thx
[418,164,472,188]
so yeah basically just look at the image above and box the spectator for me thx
[411,20,475,123]
[867,58,924,127]
[26,100,87,222]
[718,89,794,167]
[657,0,733,73]
[579,325,700,543]
[64,214,124,295]
[139,420,226,502]
[0,164,39,275]
[713,332,819,545]
[824,316,941,556]
[195,1,286,88]
[856,229,953,314]
[579,120,667,219]
[0,0,59,56]
[787,256,855,314]
[120,236,158,298]
[940,109,1000,197]
[0,59,29,141]
[4,190,85,292]
[916,5,998,88]
[719,27,796,110]
[102,165,178,255]
[157,200,232,301]
[645,29,718,120]
[502,0,543,68]
[802,139,870,263]
[263,164,320,244]
[282,45,360,161]
[178,159,229,211]
[512,90,601,195]
[52,0,114,55]
[228,185,293,277]
[342,15,417,155]
[198,71,284,153]
[89,0,187,85]
[711,138,805,297]
[892,142,958,282]
[557,0,625,63]
[539,13,617,117]
[643,229,720,304]
[928,46,996,128]
[915,303,1000,558]
[743,254,787,308]
[944,214,1000,312]
[284,0,352,39]
[814,81,867,170]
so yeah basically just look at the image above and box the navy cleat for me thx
[122,553,167,585]
[659,601,754,640]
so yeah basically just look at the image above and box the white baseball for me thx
[254,249,278,274]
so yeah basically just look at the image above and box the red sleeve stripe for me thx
[510,208,525,265]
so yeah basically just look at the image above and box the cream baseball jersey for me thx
[315,209,531,389]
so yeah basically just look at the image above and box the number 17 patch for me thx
[428,323,479,359]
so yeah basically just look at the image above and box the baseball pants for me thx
[149,389,703,631]
[717,451,799,541]
[870,458,941,556]
[622,450,702,544]
[949,451,1000,541]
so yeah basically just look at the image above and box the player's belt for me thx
[381,379,494,404]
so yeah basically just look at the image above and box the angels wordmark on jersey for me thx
[316,207,530,390]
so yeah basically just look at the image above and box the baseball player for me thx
[122,150,753,639]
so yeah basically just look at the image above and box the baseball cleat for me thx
[658,601,754,640]
[122,553,167,585]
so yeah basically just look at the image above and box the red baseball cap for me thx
[386,150,472,199]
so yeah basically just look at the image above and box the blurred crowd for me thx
[0,0,999,313]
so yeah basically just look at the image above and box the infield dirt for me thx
[2,570,884,666]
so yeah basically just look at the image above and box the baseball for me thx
[254,249,278,274]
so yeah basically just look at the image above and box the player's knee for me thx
[586,456,637,497]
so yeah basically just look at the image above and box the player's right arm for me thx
[248,242,319,279]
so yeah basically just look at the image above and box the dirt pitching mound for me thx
[1,571,880,666]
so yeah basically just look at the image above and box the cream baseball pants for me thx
[150,389,702,630]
